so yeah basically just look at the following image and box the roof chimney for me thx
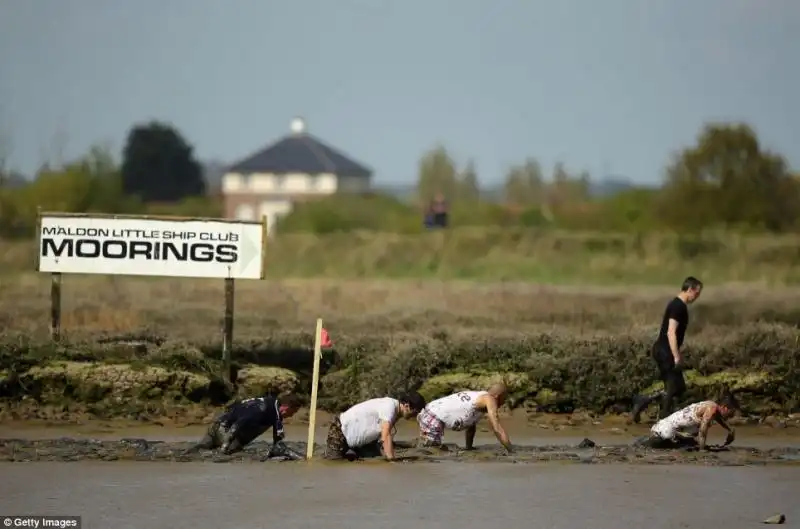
[290,117,306,135]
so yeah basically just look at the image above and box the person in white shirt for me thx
[638,393,737,450]
[324,391,426,461]
[417,383,512,453]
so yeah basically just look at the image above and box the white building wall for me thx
[259,200,294,234]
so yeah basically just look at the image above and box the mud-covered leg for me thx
[323,417,350,460]
[353,441,383,459]
[635,434,679,449]
[184,421,224,454]
[221,436,244,455]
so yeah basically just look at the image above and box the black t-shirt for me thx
[656,297,689,349]
[219,396,285,446]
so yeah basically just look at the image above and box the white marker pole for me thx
[305,318,323,460]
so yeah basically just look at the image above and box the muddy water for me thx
[0,461,797,529]
[2,417,799,449]
[1,420,799,528]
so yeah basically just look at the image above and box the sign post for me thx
[222,277,235,384]
[35,212,267,381]
[50,272,62,342]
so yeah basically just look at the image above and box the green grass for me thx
[5,228,800,284]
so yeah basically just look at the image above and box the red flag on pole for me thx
[320,327,333,348]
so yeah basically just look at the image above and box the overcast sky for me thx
[1,0,798,185]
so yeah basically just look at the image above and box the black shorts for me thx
[651,344,686,395]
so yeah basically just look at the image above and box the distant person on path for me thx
[423,192,449,229]
[324,392,426,461]
[187,394,302,458]
[417,383,513,453]
[631,277,704,423]
[636,394,737,450]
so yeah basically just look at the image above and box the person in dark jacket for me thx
[631,276,703,422]
[187,394,302,458]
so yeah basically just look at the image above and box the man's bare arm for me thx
[713,410,736,446]
[381,421,395,460]
[481,395,512,452]
[464,424,477,450]
[667,319,682,364]
[697,406,717,450]
[713,411,733,432]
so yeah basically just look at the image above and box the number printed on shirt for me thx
[458,392,471,402]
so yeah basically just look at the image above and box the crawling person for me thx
[417,383,513,453]
[187,394,303,458]
[636,393,738,450]
[324,392,426,461]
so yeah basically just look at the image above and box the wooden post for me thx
[222,278,235,384]
[306,318,324,460]
[50,273,62,342]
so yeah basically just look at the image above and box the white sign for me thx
[37,214,265,279]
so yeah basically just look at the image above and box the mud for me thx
[2,436,799,466]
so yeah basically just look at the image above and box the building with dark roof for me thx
[222,117,372,232]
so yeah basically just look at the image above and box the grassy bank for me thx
[5,228,800,283]
[0,276,798,422]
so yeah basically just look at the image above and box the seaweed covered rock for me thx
[236,365,300,396]
[19,361,211,403]
[418,371,532,403]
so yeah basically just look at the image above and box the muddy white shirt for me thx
[426,391,488,431]
[651,401,712,439]
[339,397,399,448]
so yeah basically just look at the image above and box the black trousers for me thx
[651,343,686,419]
[190,419,245,454]
[636,434,697,450]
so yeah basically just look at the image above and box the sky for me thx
[1,0,798,186]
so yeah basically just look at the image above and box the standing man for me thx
[187,393,303,458]
[324,392,426,461]
[632,276,703,423]
[417,383,513,453]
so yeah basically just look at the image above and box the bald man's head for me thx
[488,383,508,406]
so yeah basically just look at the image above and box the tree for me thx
[416,145,458,204]
[121,121,204,202]
[457,159,480,202]
[658,123,799,232]
[503,158,544,206]
[27,146,134,214]
[545,162,592,206]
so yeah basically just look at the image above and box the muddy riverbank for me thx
[2,436,800,466]
[2,407,799,441]
[2,415,800,466]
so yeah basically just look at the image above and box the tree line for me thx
[413,123,800,234]
[1,120,798,238]
[0,122,215,238]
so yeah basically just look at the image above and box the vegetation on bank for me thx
[0,322,798,421]
[1,274,798,422]
[4,227,800,284]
